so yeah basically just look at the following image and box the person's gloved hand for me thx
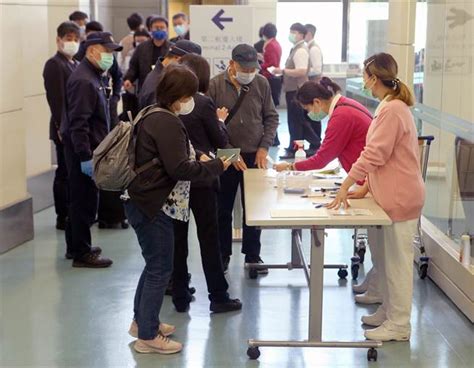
[80,160,94,178]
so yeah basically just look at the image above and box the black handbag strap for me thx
[334,102,373,119]
[224,85,250,125]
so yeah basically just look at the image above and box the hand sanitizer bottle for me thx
[294,140,306,163]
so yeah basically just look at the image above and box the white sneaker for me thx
[128,320,176,338]
[352,281,368,294]
[134,334,183,354]
[364,322,410,341]
[361,308,387,327]
[355,292,382,305]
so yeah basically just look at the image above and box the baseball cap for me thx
[232,44,260,69]
[85,32,123,51]
[169,40,202,57]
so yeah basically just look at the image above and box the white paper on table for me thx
[265,169,277,178]
[328,209,373,216]
[270,208,330,218]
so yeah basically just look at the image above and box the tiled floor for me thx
[1,205,473,368]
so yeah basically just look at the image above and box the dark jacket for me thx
[180,93,229,189]
[61,58,110,161]
[43,52,79,142]
[75,41,123,98]
[170,32,190,43]
[138,59,164,110]
[124,39,170,92]
[128,109,224,219]
[208,71,279,152]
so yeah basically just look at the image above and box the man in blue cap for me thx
[61,32,122,268]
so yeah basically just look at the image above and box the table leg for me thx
[309,227,325,342]
[291,229,303,267]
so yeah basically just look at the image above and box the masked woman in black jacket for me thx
[125,64,231,355]
[171,54,243,313]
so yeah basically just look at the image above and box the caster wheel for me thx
[121,220,129,229]
[337,269,348,280]
[367,348,378,362]
[357,247,366,264]
[247,347,260,360]
[418,263,428,279]
[351,264,359,280]
[188,286,196,295]
[249,269,258,279]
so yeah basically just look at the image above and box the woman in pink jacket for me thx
[328,53,425,342]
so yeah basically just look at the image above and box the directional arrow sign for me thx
[212,9,233,30]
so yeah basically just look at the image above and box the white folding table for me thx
[243,169,392,362]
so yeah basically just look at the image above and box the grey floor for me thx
[1,206,473,368]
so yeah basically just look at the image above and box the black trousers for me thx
[53,141,69,221]
[64,143,98,258]
[286,91,321,150]
[218,152,261,258]
[98,190,126,224]
[173,186,229,302]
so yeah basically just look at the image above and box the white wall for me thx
[0,0,88,209]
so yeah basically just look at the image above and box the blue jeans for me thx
[125,201,174,340]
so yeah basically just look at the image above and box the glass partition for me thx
[414,0,474,250]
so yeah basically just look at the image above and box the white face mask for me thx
[177,97,195,115]
[235,71,256,85]
[62,41,79,57]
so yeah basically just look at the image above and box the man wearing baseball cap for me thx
[138,39,202,109]
[208,44,279,274]
[61,32,122,268]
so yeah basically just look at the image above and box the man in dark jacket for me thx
[43,21,80,232]
[124,16,170,93]
[170,13,190,43]
[138,40,202,109]
[208,44,279,273]
[61,32,123,268]
[75,21,123,128]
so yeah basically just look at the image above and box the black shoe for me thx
[72,252,113,268]
[56,217,67,231]
[279,151,295,159]
[222,256,230,274]
[245,255,269,275]
[173,291,194,313]
[65,246,102,260]
[210,298,242,313]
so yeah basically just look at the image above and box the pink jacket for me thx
[349,99,425,222]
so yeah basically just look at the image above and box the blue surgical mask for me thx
[152,30,167,40]
[174,25,188,36]
[97,52,114,71]
[236,71,256,85]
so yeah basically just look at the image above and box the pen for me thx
[314,204,324,209]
